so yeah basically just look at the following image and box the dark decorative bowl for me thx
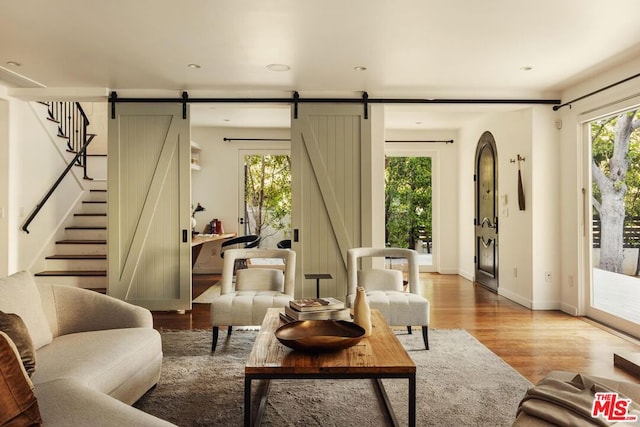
[275,320,365,353]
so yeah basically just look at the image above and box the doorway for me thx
[474,131,499,292]
[384,155,434,271]
[238,150,291,248]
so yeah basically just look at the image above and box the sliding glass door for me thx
[585,105,640,337]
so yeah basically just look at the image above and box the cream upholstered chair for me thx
[347,247,430,349]
[209,248,295,351]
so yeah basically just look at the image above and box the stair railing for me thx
[22,102,96,234]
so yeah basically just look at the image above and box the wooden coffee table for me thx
[244,308,416,426]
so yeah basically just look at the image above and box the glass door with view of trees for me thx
[589,107,640,332]
[241,153,292,249]
[385,156,433,269]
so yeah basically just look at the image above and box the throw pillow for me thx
[0,271,53,350]
[0,331,42,426]
[0,312,36,376]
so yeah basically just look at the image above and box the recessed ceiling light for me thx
[187,63,201,69]
[520,66,533,71]
[266,63,291,72]
[6,61,21,67]
[354,66,367,71]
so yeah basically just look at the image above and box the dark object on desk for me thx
[304,273,333,298]
[277,239,291,249]
[275,319,365,353]
[220,235,261,257]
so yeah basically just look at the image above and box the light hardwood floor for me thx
[151,273,640,384]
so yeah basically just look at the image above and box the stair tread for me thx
[65,226,106,230]
[56,239,106,244]
[90,189,107,192]
[35,270,106,276]
[46,254,106,260]
[74,213,107,217]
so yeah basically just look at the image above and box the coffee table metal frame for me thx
[243,308,416,427]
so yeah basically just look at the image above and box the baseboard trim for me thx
[497,287,532,309]
[560,302,579,316]
[458,269,474,282]
[530,300,561,310]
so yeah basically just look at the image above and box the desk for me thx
[191,233,235,267]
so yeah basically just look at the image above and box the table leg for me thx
[244,377,271,427]
[373,378,399,426]
[254,379,271,426]
[244,377,252,427]
[409,374,416,427]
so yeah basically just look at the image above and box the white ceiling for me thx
[2,0,640,129]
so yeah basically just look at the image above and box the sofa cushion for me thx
[0,272,53,350]
[0,312,36,376]
[35,379,174,426]
[31,328,161,401]
[0,331,42,426]
[347,290,429,326]
[211,291,293,325]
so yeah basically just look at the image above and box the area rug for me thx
[192,282,220,303]
[134,329,531,426]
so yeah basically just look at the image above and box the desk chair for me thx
[220,234,261,271]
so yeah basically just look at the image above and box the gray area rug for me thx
[134,329,531,426]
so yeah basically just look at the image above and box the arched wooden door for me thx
[474,131,499,292]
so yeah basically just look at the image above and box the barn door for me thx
[108,104,191,311]
[474,131,499,292]
[291,104,371,299]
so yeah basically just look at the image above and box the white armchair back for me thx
[220,248,296,296]
[347,247,422,300]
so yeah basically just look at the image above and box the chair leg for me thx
[211,326,219,352]
[407,325,412,335]
[422,326,429,350]
[227,325,232,336]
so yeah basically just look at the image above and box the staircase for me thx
[34,181,107,292]
[30,102,108,293]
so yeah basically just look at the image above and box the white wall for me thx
[531,106,561,308]
[384,128,459,274]
[190,126,290,273]
[79,102,108,155]
[0,96,8,276]
[558,56,640,316]
[457,107,560,308]
[4,99,87,273]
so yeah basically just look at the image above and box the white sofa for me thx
[0,271,173,426]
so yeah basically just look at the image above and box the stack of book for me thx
[280,297,351,322]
